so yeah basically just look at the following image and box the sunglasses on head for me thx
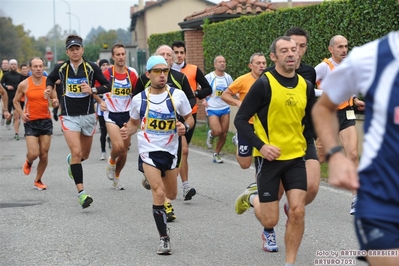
[150,68,170,74]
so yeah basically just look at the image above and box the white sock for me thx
[249,194,256,206]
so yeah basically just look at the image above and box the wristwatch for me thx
[325,146,343,162]
[91,87,98,94]
[184,123,190,133]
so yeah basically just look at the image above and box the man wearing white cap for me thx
[133,44,196,222]
[121,55,194,255]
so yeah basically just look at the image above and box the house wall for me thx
[136,0,214,51]
[135,18,147,49]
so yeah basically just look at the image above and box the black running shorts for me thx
[255,157,307,203]
[24,118,53,137]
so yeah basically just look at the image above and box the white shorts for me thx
[60,114,96,136]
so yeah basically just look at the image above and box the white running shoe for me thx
[213,153,223,164]
[262,230,279,252]
[350,195,357,215]
[157,236,171,255]
[141,175,151,190]
[113,178,125,190]
[232,134,238,146]
[106,157,116,180]
[206,130,213,149]
[183,185,196,201]
[100,152,106,160]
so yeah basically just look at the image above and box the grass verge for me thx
[191,123,329,180]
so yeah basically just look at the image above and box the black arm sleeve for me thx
[194,67,212,99]
[234,76,269,151]
[46,64,61,87]
[1,74,7,88]
[92,64,111,94]
[304,80,317,139]
[133,74,148,96]
[309,69,316,88]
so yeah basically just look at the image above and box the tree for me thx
[0,17,44,65]
[0,15,132,68]
[83,43,101,62]
[0,17,19,60]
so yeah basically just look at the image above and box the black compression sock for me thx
[70,164,83,185]
[153,205,167,237]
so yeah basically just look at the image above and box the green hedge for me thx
[148,30,184,55]
[149,0,399,78]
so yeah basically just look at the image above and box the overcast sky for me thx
[1,0,317,39]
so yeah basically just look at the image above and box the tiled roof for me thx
[271,1,322,9]
[184,0,276,21]
[144,0,159,8]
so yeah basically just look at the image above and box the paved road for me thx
[0,118,367,266]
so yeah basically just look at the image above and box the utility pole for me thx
[61,0,72,34]
[52,0,58,68]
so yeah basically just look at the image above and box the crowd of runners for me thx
[1,21,398,265]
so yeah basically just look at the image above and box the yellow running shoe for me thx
[164,202,176,222]
[235,182,258,214]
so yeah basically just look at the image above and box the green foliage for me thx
[148,31,184,55]
[0,17,41,65]
[83,43,102,62]
[204,0,399,77]
[86,26,132,45]
[0,17,131,69]
[97,31,118,47]
[149,0,399,79]
[191,124,238,155]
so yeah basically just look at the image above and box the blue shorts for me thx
[206,107,230,118]
[355,218,399,250]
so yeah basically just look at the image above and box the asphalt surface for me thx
[0,116,368,266]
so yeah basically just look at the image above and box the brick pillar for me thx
[184,29,205,70]
[183,29,207,123]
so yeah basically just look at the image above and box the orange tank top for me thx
[181,64,199,114]
[25,76,51,121]
[317,58,353,110]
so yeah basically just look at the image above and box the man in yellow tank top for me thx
[234,36,316,266]
[13,57,59,190]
